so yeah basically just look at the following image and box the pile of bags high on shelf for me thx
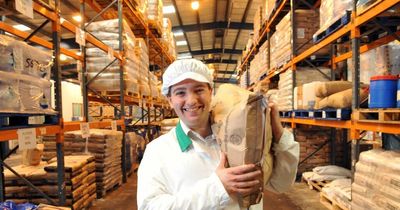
[0,35,54,114]
[162,18,177,60]
[4,155,96,210]
[85,19,140,95]
[352,149,400,210]
[147,0,163,31]
[42,129,123,198]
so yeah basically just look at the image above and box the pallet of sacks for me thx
[270,10,328,69]
[0,34,55,114]
[352,149,400,210]
[4,155,96,210]
[43,129,123,198]
[67,130,123,198]
[85,19,140,97]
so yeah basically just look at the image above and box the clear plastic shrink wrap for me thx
[0,71,53,113]
[0,35,52,79]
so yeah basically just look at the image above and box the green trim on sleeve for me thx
[175,121,192,152]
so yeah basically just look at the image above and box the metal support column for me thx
[351,0,361,183]
[0,142,7,201]
[81,1,89,122]
[291,0,297,110]
[117,0,127,183]
[330,128,337,165]
[53,0,66,205]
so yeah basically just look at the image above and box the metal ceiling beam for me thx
[212,0,217,49]
[214,78,237,84]
[212,70,235,74]
[7,15,52,37]
[203,58,237,64]
[172,21,253,32]
[226,0,253,77]
[171,0,192,53]
[196,11,203,51]
[181,48,242,55]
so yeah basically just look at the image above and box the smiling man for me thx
[137,59,299,210]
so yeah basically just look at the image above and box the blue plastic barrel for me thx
[369,75,398,108]
[397,77,400,108]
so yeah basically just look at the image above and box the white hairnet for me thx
[161,59,213,96]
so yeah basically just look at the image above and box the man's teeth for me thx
[183,107,201,111]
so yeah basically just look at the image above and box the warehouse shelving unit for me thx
[240,0,400,134]
[239,0,400,178]
[0,0,140,206]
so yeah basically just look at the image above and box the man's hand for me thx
[216,153,262,197]
[268,102,284,143]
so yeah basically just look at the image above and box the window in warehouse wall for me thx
[72,103,83,121]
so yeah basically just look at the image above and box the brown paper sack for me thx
[211,84,274,208]
[22,144,44,166]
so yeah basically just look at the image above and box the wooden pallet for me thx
[302,176,330,192]
[96,180,122,199]
[313,11,351,43]
[0,112,58,130]
[320,192,349,210]
[101,90,140,98]
[353,108,400,124]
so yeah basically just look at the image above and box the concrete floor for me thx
[90,173,325,210]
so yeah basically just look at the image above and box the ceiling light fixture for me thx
[177,53,192,59]
[60,54,67,61]
[12,24,31,31]
[73,15,82,22]
[191,1,199,10]
[176,40,188,46]
[163,5,176,14]
[173,31,184,37]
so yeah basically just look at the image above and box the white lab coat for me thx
[137,121,299,210]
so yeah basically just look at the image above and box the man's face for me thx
[167,79,212,130]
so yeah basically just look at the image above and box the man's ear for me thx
[167,96,174,108]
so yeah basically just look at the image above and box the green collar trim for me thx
[176,121,192,152]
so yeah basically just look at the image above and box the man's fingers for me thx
[229,164,257,175]
[233,170,262,182]
[218,152,227,169]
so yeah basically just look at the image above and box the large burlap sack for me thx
[316,87,369,109]
[315,81,353,98]
[211,84,273,208]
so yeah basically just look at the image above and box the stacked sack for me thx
[321,179,351,210]
[313,81,369,109]
[42,129,123,198]
[147,0,163,33]
[0,35,54,114]
[4,155,96,210]
[352,149,400,210]
[85,19,140,95]
[134,38,151,97]
[160,118,179,135]
[162,18,177,59]
[314,0,352,39]
[277,70,293,111]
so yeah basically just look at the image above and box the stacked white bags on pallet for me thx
[352,149,400,210]
[85,19,140,95]
[277,70,293,111]
[0,35,54,114]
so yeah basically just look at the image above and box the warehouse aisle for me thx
[89,170,323,210]
[90,172,138,210]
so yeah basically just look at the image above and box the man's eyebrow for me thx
[172,87,186,93]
